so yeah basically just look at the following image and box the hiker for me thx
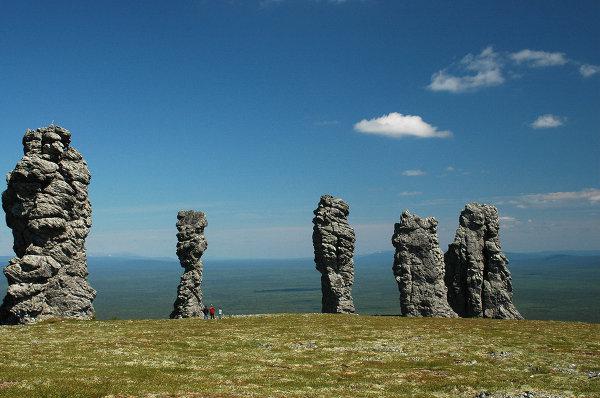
[218,307,223,319]
[202,306,209,320]
[209,304,215,319]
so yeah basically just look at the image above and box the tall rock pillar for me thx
[312,195,356,314]
[170,210,207,319]
[0,125,95,324]
[391,211,457,317]
[444,203,523,319]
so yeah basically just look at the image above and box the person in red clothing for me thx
[209,304,215,319]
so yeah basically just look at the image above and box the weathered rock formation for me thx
[170,210,207,319]
[0,125,95,324]
[312,195,356,313]
[391,210,457,317]
[444,203,522,319]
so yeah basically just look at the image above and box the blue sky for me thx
[0,0,599,258]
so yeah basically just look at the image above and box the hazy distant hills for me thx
[357,250,600,263]
[16,248,597,264]
[0,252,598,323]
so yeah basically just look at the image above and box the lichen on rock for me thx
[0,125,95,324]
[170,210,207,319]
[312,195,356,314]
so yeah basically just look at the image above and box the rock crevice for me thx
[1,126,95,324]
[170,210,207,319]
[312,195,356,314]
[391,210,457,317]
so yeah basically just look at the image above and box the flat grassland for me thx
[0,314,598,398]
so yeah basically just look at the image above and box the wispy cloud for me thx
[580,64,600,78]
[315,120,340,126]
[429,46,598,93]
[499,216,521,229]
[402,169,426,177]
[399,191,422,196]
[93,202,229,215]
[428,47,504,93]
[261,0,354,6]
[510,188,600,208]
[445,166,455,172]
[259,0,284,7]
[89,225,315,259]
[531,114,565,129]
[510,49,568,67]
[354,112,451,138]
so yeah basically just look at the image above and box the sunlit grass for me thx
[0,314,598,397]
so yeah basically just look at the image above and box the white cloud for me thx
[510,49,568,67]
[354,112,451,138]
[428,47,504,92]
[429,47,595,94]
[445,166,455,172]
[399,191,422,196]
[512,188,600,208]
[499,216,521,229]
[531,114,564,129]
[402,169,426,177]
[580,64,600,78]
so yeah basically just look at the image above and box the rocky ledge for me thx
[392,210,457,317]
[445,203,522,319]
[312,194,356,314]
[0,125,95,324]
[170,210,207,319]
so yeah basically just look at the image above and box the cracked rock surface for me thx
[391,210,457,317]
[444,203,522,319]
[170,210,207,319]
[1,126,95,324]
[312,195,356,313]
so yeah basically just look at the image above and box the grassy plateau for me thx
[0,314,598,398]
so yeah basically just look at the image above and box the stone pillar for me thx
[170,210,207,319]
[1,125,95,324]
[392,210,457,317]
[444,203,523,319]
[312,195,356,313]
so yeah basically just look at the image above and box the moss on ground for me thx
[0,314,598,397]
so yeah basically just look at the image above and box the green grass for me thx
[0,314,598,397]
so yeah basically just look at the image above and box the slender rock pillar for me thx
[444,203,523,319]
[170,210,207,319]
[1,125,95,324]
[391,210,457,317]
[312,195,356,313]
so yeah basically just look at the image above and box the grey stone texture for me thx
[312,195,356,313]
[0,125,95,324]
[170,210,207,319]
[391,210,457,317]
[444,203,523,319]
